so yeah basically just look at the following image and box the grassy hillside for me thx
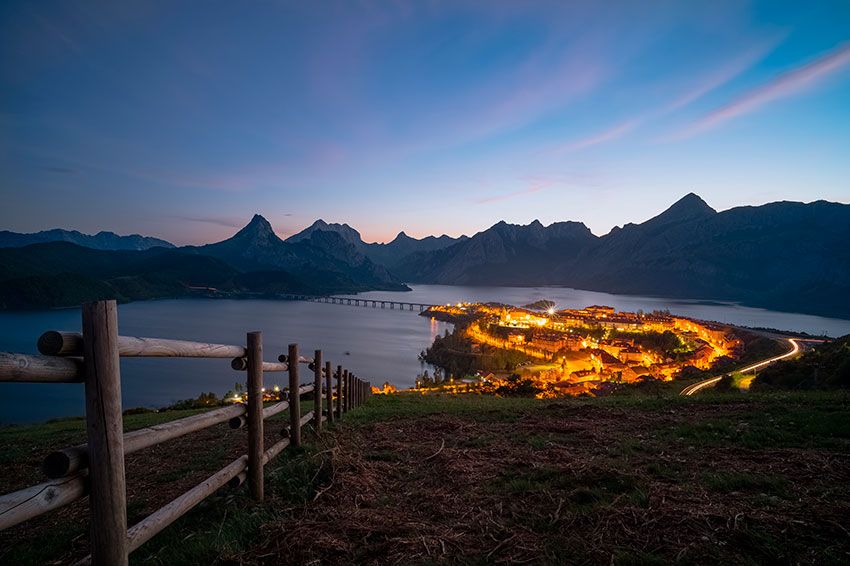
[754,335,850,390]
[2,391,849,564]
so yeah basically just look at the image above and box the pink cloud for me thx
[555,118,640,153]
[665,38,782,113]
[476,180,553,204]
[672,41,850,139]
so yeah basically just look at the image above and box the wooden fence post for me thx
[340,369,346,414]
[82,300,128,566]
[246,331,264,502]
[288,344,301,447]
[325,361,334,425]
[313,350,322,433]
[344,371,349,412]
[335,366,342,419]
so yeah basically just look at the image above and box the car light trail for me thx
[680,338,801,396]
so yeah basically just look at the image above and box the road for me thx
[680,338,802,396]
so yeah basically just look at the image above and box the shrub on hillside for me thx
[753,335,850,390]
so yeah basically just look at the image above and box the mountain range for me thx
[393,194,850,318]
[285,219,468,268]
[0,215,408,309]
[1,194,848,318]
[0,228,174,250]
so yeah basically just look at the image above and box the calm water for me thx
[2,284,849,423]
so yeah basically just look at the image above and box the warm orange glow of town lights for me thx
[418,303,741,397]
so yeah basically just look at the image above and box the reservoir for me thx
[2,284,849,423]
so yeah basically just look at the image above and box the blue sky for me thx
[1,0,849,244]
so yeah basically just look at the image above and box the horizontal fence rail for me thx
[0,352,84,383]
[0,299,373,565]
[42,403,248,479]
[38,331,247,359]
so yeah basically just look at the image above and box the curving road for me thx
[680,338,802,396]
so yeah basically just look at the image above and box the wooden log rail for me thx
[38,330,247,359]
[0,352,84,383]
[0,299,373,565]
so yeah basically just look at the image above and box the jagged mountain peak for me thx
[286,218,363,246]
[657,193,716,221]
[232,214,278,243]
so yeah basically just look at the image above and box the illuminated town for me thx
[403,302,742,397]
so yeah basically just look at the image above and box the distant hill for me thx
[287,219,466,268]
[392,194,850,318]
[0,243,239,309]
[364,231,469,269]
[0,228,174,250]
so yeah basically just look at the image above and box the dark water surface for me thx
[2,284,849,423]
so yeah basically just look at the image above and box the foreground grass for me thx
[2,390,850,564]
[0,409,209,469]
[0,403,316,564]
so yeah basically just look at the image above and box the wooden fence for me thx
[0,299,372,565]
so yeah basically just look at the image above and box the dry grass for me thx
[0,407,297,564]
[243,394,850,564]
[2,392,850,564]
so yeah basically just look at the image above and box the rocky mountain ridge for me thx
[0,228,174,251]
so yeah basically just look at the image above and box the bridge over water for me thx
[280,294,437,312]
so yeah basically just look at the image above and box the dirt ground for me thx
[244,396,850,564]
[2,393,850,564]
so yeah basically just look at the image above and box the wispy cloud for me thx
[670,41,850,140]
[554,38,779,154]
[171,215,247,228]
[42,166,76,174]
[476,181,553,204]
[555,119,640,153]
[665,38,782,113]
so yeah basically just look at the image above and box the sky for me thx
[1,0,849,245]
